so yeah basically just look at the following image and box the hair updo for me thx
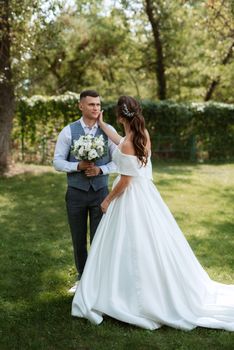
[117,96,148,166]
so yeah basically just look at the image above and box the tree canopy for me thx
[11,0,234,102]
[0,0,233,172]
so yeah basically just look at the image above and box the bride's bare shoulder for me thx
[120,140,136,156]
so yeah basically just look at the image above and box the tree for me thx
[144,0,167,100]
[0,0,14,173]
[24,3,143,99]
[204,0,234,101]
[120,0,190,100]
[0,0,61,173]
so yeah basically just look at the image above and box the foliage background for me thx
[13,93,234,163]
[1,0,234,172]
[10,0,234,103]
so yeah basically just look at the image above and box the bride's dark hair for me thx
[117,96,148,166]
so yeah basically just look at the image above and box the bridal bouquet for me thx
[71,134,106,161]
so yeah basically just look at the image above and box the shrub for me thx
[12,93,234,163]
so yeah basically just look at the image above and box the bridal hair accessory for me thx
[122,103,135,118]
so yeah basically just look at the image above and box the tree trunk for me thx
[204,40,234,101]
[145,0,167,100]
[0,0,15,174]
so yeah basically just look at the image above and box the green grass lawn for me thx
[0,162,233,350]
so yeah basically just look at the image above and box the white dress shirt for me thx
[53,117,117,175]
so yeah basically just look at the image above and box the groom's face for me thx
[79,96,101,121]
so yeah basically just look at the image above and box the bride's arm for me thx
[101,142,133,213]
[98,111,122,145]
[101,175,132,213]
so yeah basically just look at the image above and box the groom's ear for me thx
[79,102,83,111]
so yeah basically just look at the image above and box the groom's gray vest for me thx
[67,120,111,191]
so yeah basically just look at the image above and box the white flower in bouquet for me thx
[88,149,99,160]
[71,134,106,161]
[78,146,85,157]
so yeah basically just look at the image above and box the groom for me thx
[53,90,117,292]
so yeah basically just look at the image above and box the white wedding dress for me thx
[72,145,234,331]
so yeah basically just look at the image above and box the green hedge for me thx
[12,92,234,163]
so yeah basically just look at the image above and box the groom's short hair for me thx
[80,90,100,100]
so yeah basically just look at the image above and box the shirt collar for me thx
[80,117,98,130]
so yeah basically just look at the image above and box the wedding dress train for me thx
[72,147,234,331]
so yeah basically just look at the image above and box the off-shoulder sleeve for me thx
[113,147,152,179]
[117,152,141,176]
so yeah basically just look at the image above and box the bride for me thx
[72,95,234,331]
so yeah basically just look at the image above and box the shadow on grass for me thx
[0,172,73,304]
[208,186,234,208]
[1,295,233,350]
[153,161,196,175]
[152,164,194,187]
[188,219,234,272]
[179,184,234,274]
[155,177,193,188]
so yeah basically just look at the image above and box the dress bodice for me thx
[113,147,153,180]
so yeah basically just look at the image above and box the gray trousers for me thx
[65,186,108,280]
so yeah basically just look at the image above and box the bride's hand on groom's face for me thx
[97,110,104,126]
